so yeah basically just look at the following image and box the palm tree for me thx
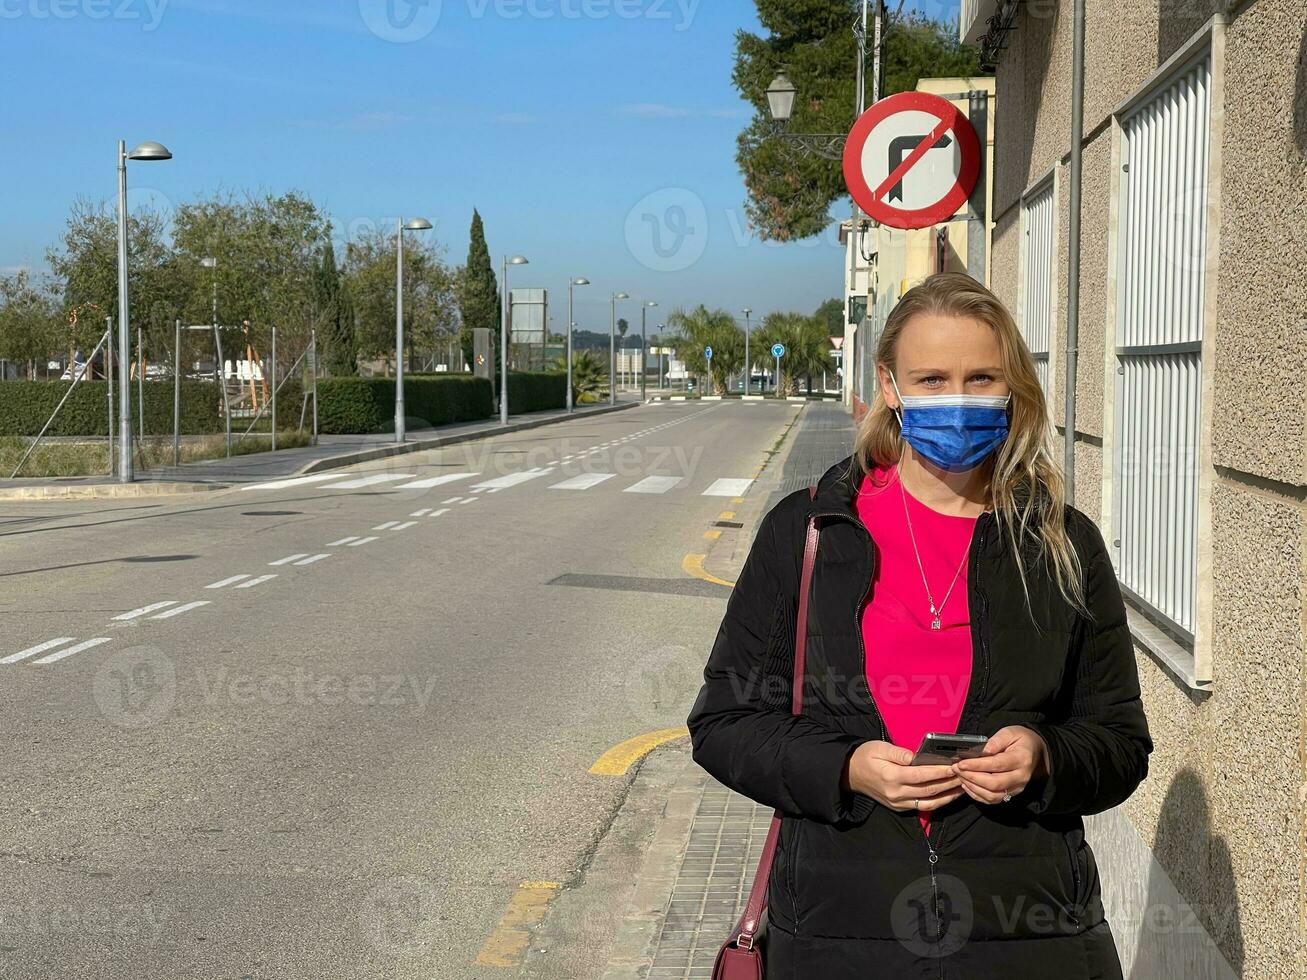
[753,312,830,397]
[662,305,742,395]
[547,348,608,404]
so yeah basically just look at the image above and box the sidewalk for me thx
[0,397,641,500]
[599,401,857,978]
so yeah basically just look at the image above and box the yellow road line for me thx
[588,727,690,776]
[703,529,721,539]
[719,511,735,520]
[474,880,563,967]
[682,553,734,588]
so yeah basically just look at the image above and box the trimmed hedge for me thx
[316,375,495,434]
[0,380,223,437]
[314,372,567,434]
[500,371,567,414]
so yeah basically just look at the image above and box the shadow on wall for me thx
[1128,769,1243,979]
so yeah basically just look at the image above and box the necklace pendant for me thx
[931,616,941,630]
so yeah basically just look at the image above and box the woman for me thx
[686,272,1152,979]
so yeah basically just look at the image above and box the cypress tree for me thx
[459,209,500,374]
[316,239,355,376]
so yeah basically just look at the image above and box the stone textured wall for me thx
[988,0,1307,976]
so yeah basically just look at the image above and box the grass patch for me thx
[2,430,316,479]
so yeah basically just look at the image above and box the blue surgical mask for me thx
[889,371,1011,472]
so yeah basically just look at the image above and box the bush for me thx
[500,371,567,413]
[315,375,495,434]
[0,380,222,437]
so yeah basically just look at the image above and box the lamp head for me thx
[571,277,590,286]
[614,292,630,300]
[404,218,433,231]
[127,141,173,161]
[766,73,797,124]
[509,256,529,266]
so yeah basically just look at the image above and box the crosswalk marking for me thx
[391,521,418,530]
[470,468,555,492]
[428,508,450,518]
[236,574,278,589]
[32,637,112,665]
[151,601,210,620]
[624,475,682,494]
[113,601,179,620]
[207,575,251,589]
[703,478,754,497]
[326,536,359,547]
[347,536,378,547]
[395,472,477,490]
[293,554,331,566]
[410,508,432,517]
[318,474,416,490]
[241,474,344,492]
[549,472,616,490]
[373,521,400,531]
[269,554,309,566]
[1,637,76,665]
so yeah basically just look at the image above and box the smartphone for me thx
[910,732,989,766]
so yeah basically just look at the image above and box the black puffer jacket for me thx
[686,454,1153,979]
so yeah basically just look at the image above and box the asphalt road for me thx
[0,399,801,979]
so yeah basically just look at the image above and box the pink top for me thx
[855,462,977,836]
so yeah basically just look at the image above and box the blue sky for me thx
[0,0,950,334]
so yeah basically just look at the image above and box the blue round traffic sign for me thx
[704,345,713,359]
[771,343,785,358]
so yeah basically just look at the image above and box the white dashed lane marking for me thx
[347,537,378,547]
[1,638,76,665]
[293,554,331,566]
[269,554,309,566]
[235,575,278,589]
[327,536,359,547]
[32,637,112,665]
[207,575,252,589]
[151,601,211,620]
[113,601,179,620]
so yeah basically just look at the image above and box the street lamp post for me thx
[567,277,589,413]
[500,255,529,425]
[640,301,657,401]
[609,292,628,406]
[116,139,172,482]
[200,257,231,457]
[741,307,752,395]
[395,217,433,443]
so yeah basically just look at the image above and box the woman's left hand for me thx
[950,726,1050,804]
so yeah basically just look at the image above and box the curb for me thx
[0,481,227,501]
[296,401,641,476]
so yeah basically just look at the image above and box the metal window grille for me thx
[1111,48,1212,641]
[1020,183,1055,392]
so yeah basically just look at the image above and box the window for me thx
[1019,181,1055,392]
[1111,45,1212,644]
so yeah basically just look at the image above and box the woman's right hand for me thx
[842,740,963,811]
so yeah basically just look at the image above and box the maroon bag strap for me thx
[731,484,820,950]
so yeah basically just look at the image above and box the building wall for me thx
[988,1,1307,977]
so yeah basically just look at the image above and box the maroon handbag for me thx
[711,484,821,980]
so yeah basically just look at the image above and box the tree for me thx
[0,270,62,379]
[46,197,177,362]
[815,297,844,336]
[457,209,499,373]
[315,239,355,376]
[753,311,830,396]
[343,228,457,375]
[734,2,986,241]
[663,305,744,395]
[616,317,629,341]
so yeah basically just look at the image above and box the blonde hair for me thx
[852,272,1088,622]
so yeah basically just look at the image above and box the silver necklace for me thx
[897,464,971,630]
